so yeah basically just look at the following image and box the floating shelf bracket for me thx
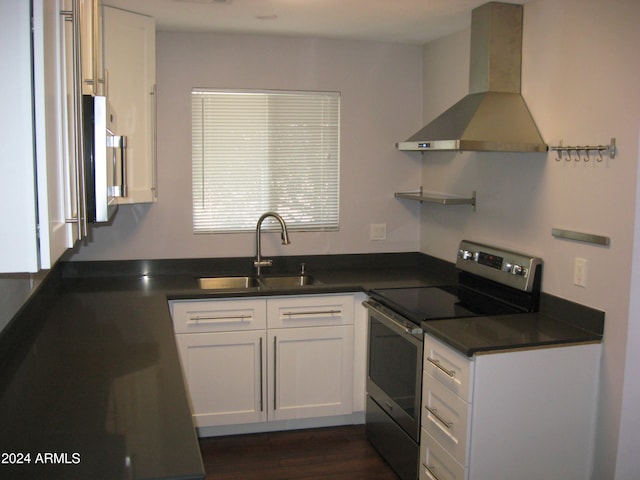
[549,138,616,162]
[395,187,476,211]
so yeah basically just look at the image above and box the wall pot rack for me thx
[395,187,476,211]
[549,138,617,162]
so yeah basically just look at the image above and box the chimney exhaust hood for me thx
[397,2,548,153]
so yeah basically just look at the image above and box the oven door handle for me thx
[363,301,423,337]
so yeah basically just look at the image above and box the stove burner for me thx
[369,284,524,325]
[370,240,542,325]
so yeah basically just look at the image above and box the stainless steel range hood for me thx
[397,2,547,153]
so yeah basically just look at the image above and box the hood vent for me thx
[397,2,547,153]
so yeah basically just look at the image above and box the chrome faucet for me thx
[254,212,291,276]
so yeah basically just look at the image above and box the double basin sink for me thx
[197,274,319,290]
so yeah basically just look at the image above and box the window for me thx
[192,89,340,233]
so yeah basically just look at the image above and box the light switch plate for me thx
[370,223,387,241]
[574,257,588,287]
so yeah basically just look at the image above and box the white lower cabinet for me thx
[420,334,601,480]
[269,325,353,421]
[175,329,267,427]
[171,294,356,432]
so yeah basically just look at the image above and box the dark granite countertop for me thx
[421,286,605,357]
[0,252,604,479]
[422,310,603,357]
[0,285,204,480]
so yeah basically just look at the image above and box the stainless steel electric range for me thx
[363,240,543,480]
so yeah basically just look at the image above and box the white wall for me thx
[69,33,424,261]
[418,0,640,478]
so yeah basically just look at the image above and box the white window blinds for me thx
[192,89,340,233]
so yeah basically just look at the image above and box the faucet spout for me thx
[254,212,291,276]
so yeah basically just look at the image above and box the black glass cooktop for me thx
[369,285,522,325]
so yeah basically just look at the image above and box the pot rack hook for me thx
[550,138,617,163]
[555,139,563,161]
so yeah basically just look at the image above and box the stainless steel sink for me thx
[197,276,259,289]
[258,275,318,288]
[197,274,319,290]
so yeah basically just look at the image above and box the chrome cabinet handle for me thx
[426,357,456,379]
[425,406,453,429]
[119,135,127,197]
[273,336,277,411]
[187,314,251,324]
[259,337,264,412]
[425,464,444,480]
[62,1,88,239]
[150,84,158,195]
[283,309,341,317]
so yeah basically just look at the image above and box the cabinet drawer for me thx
[267,294,354,328]
[170,298,267,333]
[424,335,473,402]
[420,429,467,480]
[422,372,471,466]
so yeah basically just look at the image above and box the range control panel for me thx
[456,240,543,292]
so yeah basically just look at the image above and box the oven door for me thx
[364,300,423,442]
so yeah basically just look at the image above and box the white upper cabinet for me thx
[0,0,80,273]
[0,0,39,272]
[80,0,105,95]
[104,6,157,204]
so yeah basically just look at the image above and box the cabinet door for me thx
[176,330,267,428]
[0,0,77,272]
[79,0,104,95]
[268,325,354,421]
[34,0,81,268]
[104,6,157,204]
[0,0,39,272]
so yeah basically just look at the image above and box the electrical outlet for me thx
[370,223,387,241]
[574,257,588,287]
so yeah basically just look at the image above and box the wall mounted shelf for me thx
[395,188,476,210]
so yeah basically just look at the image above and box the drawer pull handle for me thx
[273,336,278,410]
[188,314,251,323]
[425,464,443,480]
[283,309,341,317]
[259,337,264,412]
[426,357,456,378]
[425,406,453,429]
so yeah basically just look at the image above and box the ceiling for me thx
[104,0,530,44]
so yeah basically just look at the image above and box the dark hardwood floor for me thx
[199,425,400,480]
